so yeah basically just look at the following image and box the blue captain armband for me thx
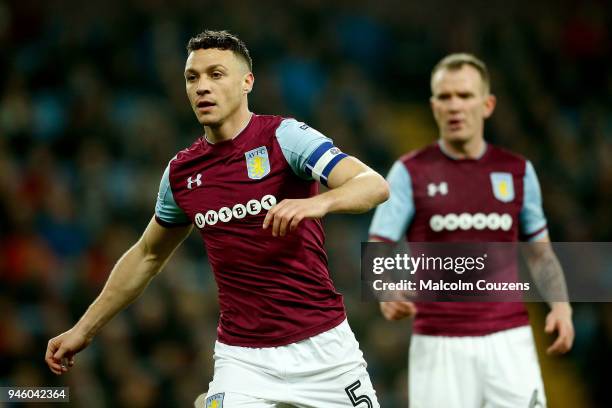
[304,142,348,187]
[274,118,347,184]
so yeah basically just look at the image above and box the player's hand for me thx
[262,196,329,237]
[45,328,91,375]
[380,301,417,321]
[544,302,574,355]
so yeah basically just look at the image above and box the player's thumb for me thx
[53,346,68,361]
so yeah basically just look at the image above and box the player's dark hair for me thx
[187,30,253,71]
[431,53,490,93]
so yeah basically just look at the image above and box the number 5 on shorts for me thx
[344,380,373,408]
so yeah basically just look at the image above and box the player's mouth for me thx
[196,100,216,112]
[447,119,464,131]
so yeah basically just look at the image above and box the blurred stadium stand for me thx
[1,0,611,406]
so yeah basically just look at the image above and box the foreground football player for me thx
[46,30,388,408]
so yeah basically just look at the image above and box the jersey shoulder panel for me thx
[400,143,440,163]
[520,160,548,240]
[172,137,207,164]
[273,117,347,185]
[486,144,527,167]
[250,113,286,124]
[398,143,443,172]
[250,113,286,137]
[155,156,191,226]
[369,160,415,242]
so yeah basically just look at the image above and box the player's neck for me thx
[204,108,253,144]
[439,137,486,160]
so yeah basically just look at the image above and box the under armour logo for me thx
[427,182,448,197]
[187,174,202,189]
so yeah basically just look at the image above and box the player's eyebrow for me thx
[206,64,228,71]
[184,64,228,75]
[435,91,451,99]
[457,90,474,96]
[435,89,475,99]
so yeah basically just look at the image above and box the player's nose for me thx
[446,96,462,112]
[196,78,212,95]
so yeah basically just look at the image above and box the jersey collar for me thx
[438,139,488,161]
[203,112,254,146]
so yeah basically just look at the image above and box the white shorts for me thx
[196,319,380,408]
[409,326,546,408]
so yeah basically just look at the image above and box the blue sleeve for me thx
[368,161,414,242]
[275,118,348,186]
[155,162,191,226]
[519,161,548,241]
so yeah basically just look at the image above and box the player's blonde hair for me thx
[431,53,490,94]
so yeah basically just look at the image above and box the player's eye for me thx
[211,71,223,79]
[186,74,197,82]
[458,92,473,99]
[437,94,450,101]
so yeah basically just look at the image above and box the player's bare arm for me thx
[45,217,192,375]
[263,157,389,237]
[524,234,574,355]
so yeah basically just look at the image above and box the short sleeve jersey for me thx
[369,142,548,336]
[156,114,348,347]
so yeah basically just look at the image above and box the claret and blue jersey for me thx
[369,141,549,336]
[155,114,349,347]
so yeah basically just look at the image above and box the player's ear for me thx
[483,94,496,119]
[430,95,443,122]
[243,72,254,94]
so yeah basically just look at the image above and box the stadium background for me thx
[1,0,611,406]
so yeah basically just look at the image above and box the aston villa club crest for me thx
[205,393,224,408]
[490,172,514,202]
[245,146,270,180]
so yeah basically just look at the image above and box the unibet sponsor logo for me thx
[194,195,276,229]
[429,212,513,232]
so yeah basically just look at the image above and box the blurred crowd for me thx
[1,0,611,406]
